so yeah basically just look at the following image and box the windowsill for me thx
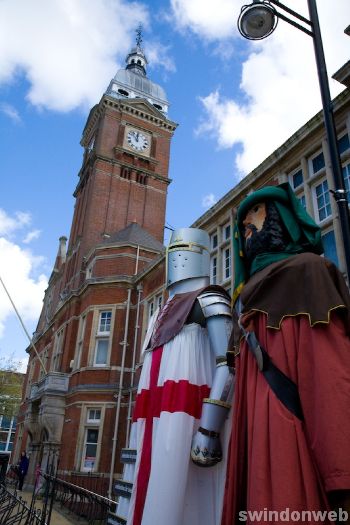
[293,186,304,196]
[220,239,231,247]
[305,167,326,184]
[340,149,350,162]
[292,185,304,192]
[316,216,333,228]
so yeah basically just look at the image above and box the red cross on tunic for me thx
[132,345,210,525]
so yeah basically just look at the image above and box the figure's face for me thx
[242,202,267,242]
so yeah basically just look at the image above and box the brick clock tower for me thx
[14,36,177,498]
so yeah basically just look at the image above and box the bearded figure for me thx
[221,183,350,525]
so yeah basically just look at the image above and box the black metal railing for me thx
[3,460,116,525]
[57,471,110,497]
[50,474,116,524]
[0,484,44,525]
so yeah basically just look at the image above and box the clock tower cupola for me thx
[106,26,169,115]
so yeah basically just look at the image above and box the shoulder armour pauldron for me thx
[197,291,231,319]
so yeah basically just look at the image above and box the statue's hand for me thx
[190,427,222,467]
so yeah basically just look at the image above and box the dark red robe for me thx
[222,254,350,525]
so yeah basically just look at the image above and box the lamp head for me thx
[238,1,278,40]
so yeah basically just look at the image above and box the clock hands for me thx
[127,129,148,151]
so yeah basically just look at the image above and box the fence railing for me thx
[56,471,110,497]
[3,467,116,525]
[47,473,116,524]
[0,484,45,525]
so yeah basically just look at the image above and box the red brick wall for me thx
[15,95,174,486]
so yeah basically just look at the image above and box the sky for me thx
[0,0,349,370]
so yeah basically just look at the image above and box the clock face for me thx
[127,130,149,152]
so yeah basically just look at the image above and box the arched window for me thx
[121,167,131,180]
[136,173,147,185]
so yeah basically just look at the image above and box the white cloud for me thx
[0,103,22,123]
[23,229,41,244]
[202,193,217,208]
[0,237,48,339]
[0,209,32,237]
[0,0,150,112]
[169,0,238,40]
[0,210,48,346]
[171,0,349,176]
[146,41,176,74]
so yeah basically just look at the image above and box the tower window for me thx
[118,89,129,97]
[121,167,131,180]
[136,173,147,185]
[137,59,141,65]
[153,103,163,111]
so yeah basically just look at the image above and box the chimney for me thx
[59,236,67,263]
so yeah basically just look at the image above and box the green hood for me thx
[232,182,323,303]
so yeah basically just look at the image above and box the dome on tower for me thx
[105,28,169,115]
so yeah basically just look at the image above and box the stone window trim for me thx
[342,161,350,204]
[338,132,350,157]
[89,308,116,367]
[73,314,87,370]
[51,327,66,372]
[93,339,109,367]
[308,148,326,179]
[210,232,218,251]
[86,408,102,424]
[40,346,50,378]
[221,221,231,243]
[77,404,105,473]
[147,293,163,321]
[321,228,339,267]
[288,167,304,190]
[97,311,112,335]
[312,178,332,224]
[210,256,217,285]
[222,246,232,282]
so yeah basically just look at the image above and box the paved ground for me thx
[9,488,78,525]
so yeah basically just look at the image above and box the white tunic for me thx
[118,322,230,525]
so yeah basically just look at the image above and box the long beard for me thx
[245,203,287,265]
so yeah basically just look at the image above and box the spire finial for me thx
[136,24,143,47]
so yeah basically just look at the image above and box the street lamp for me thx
[238,0,350,283]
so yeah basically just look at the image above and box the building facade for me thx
[13,41,177,496]
[193,63,350,294]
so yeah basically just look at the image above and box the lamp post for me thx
[237,0,350,283]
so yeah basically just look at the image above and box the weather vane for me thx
[136,24,143,47]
